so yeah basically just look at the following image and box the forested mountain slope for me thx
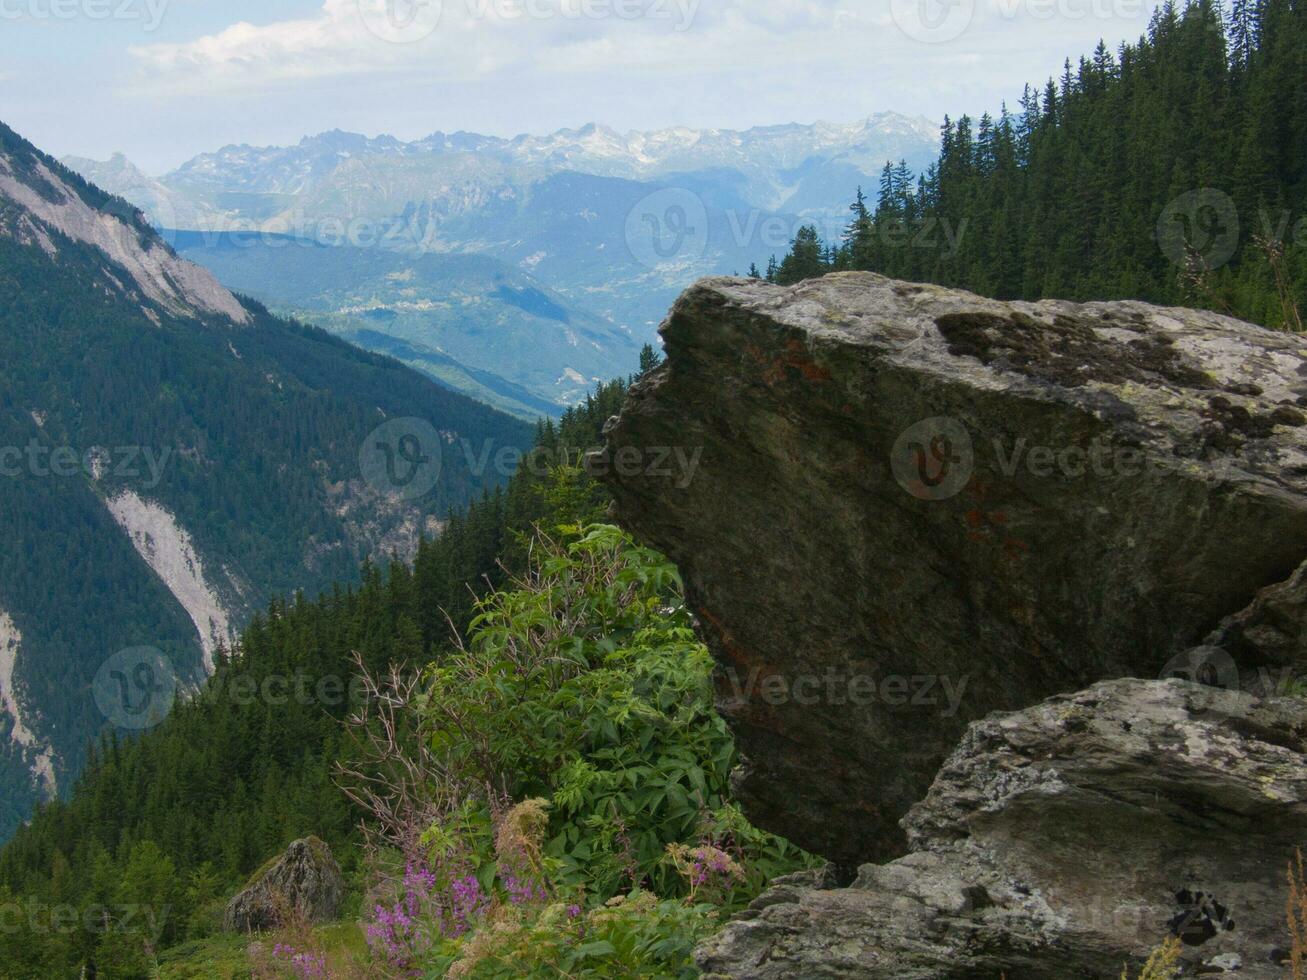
[768,0,1306,331]
[0,379,653,974]
[0,121,532,842]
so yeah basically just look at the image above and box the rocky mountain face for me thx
[1,143,247,324]
[158,114,938,215]
[599,272,1307,976]
[0,121,531,840]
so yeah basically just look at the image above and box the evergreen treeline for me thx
[766,0,1306,329]
[0,363,652,975]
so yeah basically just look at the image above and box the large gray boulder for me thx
[697,678,1307,979]
[597,272,1307,865]
[223,837,345,933]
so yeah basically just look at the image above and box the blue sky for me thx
[1,0,1167,173]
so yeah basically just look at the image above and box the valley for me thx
[0,120,532,843]
[1,0,1305,976]
[64,115,940,413]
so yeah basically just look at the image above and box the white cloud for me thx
[125,0,866,94]
[128,1,402,87]
[68,0,1169,172]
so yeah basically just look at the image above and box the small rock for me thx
[223,836,344,933]
[1205,952,1243,971]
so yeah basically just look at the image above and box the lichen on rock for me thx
[598,272,1307,867]
[695,678,1307,979]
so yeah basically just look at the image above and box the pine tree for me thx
[638,343,662,376]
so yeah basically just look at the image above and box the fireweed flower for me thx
[272,942,328,978]
[365,862,489,972]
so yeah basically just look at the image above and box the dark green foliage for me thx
[769,0,1306,329]
[0,119,534,845]
[0,381,630,976]
[771,226,830,286]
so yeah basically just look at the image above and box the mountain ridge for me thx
[155,111,939,193]
[61,111,940,351]
[0,120,532,840]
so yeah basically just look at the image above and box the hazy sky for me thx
[1,0,1167,173]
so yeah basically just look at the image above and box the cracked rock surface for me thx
[696,678,1307,979]
[598,272,1307,865]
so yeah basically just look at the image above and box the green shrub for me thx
[349,525,814,976]
[419,523,811,904]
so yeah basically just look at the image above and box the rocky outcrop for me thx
[0,148,249,326]
[597,273,1307,865]
[223,837,344,933]
[697,678,1307,979]
[1200,555,1307,683]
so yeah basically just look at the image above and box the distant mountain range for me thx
[64,114,940,403]
[0,121,531,840]
[72,114,938,212]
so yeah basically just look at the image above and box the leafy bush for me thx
[345,524,814,976]
[424,524,810,898]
